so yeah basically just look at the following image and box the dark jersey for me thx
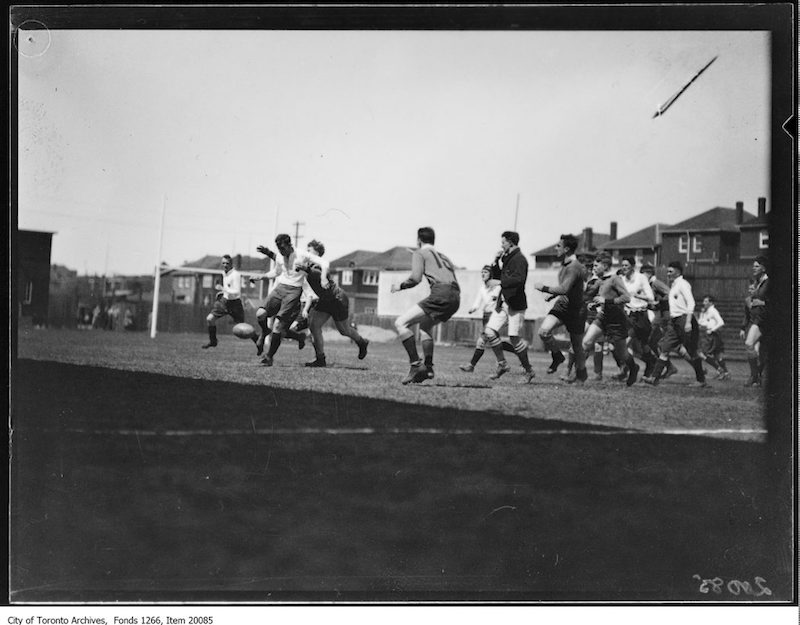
[491,246,528,310]
[548,257,587,310]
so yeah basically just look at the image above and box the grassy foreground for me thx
[9,329,793,602]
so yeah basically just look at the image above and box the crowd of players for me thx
[200,228,769,388]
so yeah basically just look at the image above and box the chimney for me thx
[235,254,242,269]
[609,221,618,241]
[582,227,593,251]
[758,197,766,217]
[735,201,744,224]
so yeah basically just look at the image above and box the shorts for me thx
[264,283,303,323]
[549,296,586,335]
[593,304,629,343]
[750,306,767,332]
[418,283,461,323]
[313,287,350,322]
[659,315,700,356]
[627,310,652,344]
[209,297,245,323]
[700,331,725,357]
[486,303,526,336]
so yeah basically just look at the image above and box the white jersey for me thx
[622,271,654,313]
[266,249,328,288]
[471,282,501,315]
[221,269,242,300]
[668,275,695,318]
[698,305,725,333]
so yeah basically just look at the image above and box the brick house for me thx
[659,203,756,266]
[165,254,271,307]
[330,246,412,314]
[737,197,769,261]
[602,223,671,267]
[532,222,618,268]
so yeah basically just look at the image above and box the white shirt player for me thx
[470,282,501,316]
[698,304,725,334]
[668,275,696,318]
[221,268,242,301]
[265,249,328,288]
[622,271,654,313]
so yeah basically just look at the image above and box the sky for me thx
[16,27,771,276]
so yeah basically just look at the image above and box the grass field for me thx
[9,328,794,603]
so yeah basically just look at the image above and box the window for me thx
[678,235,688,254]
[23,281,33,304]
[202,275,213,288]
[364,307,375,314]
[341,270,353,285]
[759,231,769,249]
[692,236,702,253]
[362,271,379,286]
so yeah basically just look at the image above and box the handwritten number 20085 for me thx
[693,575,772,597]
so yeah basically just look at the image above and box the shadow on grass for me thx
[9,360,793,603]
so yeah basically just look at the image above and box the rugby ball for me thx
[232,322,255,339]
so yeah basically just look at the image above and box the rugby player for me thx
[251,234,324,366]
[560,252,596,382]
[534,234,588,383]
[642,261,707,387]
[640,263,678,380]
[742,256,768,387]
[459,265,505,372]
[201,254,258,350]
[295,239,369,368]
[391,227,461,385]
[580,252,638,385]
[620,256,657,379]
[697,294,729,380]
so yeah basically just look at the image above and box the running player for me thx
[201,254,259,350]
[391,227,461,384]
[459,265,504,372]
[642,261,707,387]
[640,263,678,380]
[295,239,369,368]
[534,234,588,382]
[580,252,638,385]
[560,252,596,381]
[251,234,324,366]
[698,294,730,380]
[619,256,657,380]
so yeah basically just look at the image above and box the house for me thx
[16,229,54,327]
[532,223,618,268]
[164,254,271,306]
[330,246,412,314]
[737,197,769,261]
[659,203,756,266]
[602,223,671,267]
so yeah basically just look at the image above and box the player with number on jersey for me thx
[391,227,461,385]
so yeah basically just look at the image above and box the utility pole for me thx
[292,221,305,248]
[151,195,167,339]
